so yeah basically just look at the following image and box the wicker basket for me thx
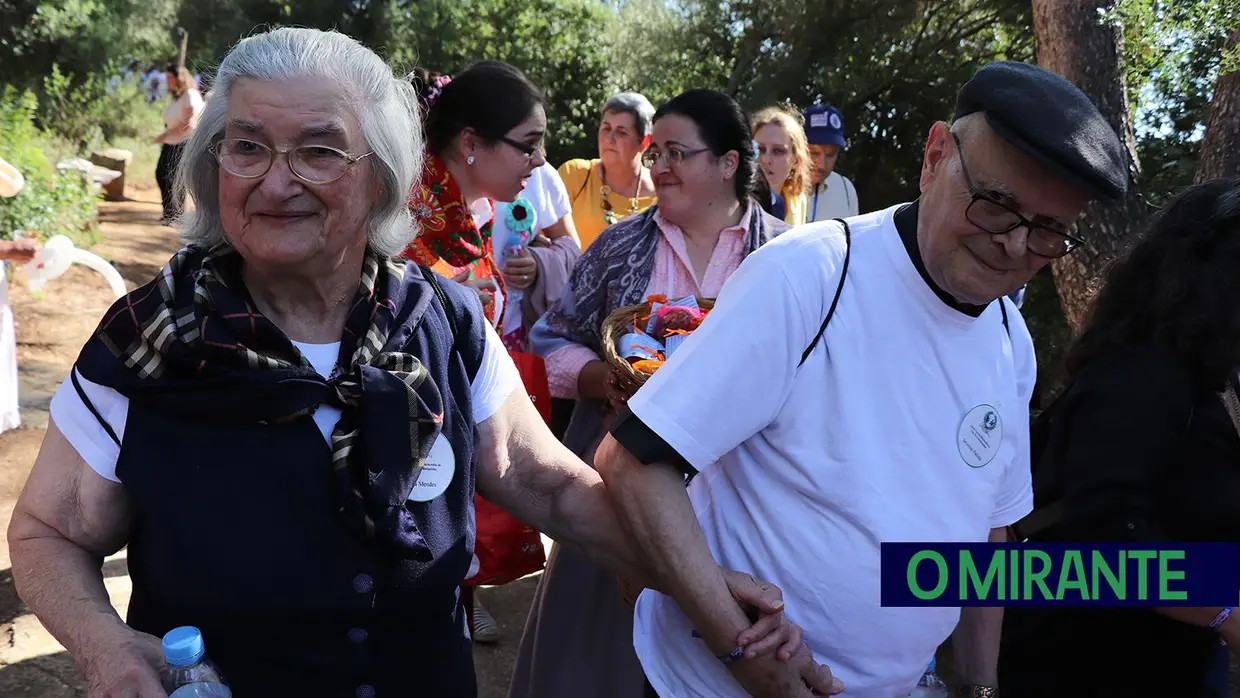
[600,296,715,395]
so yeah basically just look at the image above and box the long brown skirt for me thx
[507,400,646,698]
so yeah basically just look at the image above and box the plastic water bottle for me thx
[908,657,949,697]
[161,626,232,697]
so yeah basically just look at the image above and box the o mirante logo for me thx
[880,543,1240,607]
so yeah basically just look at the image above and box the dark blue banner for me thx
[880,543,1240,607]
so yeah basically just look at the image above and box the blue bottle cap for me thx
[162,626,206,667]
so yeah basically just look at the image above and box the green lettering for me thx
[1022,550,1054,600]
[960,550,1004,601]
[1158,550,1188,601]
[1091,550,1126,600]
[1056,550,1090,600]
[1129,550,1156,600]
[908,551,949,600]
[1009,549,1019,601]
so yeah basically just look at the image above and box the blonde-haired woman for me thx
[752,106,811,226]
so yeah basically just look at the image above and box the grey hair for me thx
[176,27,421,258]
[602,91,655,138]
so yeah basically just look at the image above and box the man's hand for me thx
[729,643,844,698]
[0,238,40,264]
[81,625,167,698]
[502,246,538,290]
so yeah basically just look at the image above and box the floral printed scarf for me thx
[404,152,504,324]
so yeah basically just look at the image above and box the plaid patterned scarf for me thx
[76,244,447,560]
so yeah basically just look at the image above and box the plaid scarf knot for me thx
[77,245,450,560]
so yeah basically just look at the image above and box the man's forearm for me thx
[951,605,1002,686]
[953,526,1008,686]
[596,436,754,658]
[10,530,129,673]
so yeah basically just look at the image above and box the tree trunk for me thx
[1196,25,1240,184]
[1031,0,1150,333]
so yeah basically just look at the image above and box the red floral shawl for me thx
[403,152,504,324]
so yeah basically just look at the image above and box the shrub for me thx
[0,86,99,247]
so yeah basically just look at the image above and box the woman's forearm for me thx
[10,525,129,672]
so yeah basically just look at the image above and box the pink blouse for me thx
[545,207,752,398]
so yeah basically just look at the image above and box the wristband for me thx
[690,630,746,665]
[717,646,745,665]
[1209,606,1234,630]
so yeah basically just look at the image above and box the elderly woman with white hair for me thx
[6,28,822,698]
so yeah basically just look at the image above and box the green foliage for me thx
[627,0,1036,211]
[1119,0,1240,203]
[0,0,179,91]
[0,87,98,245]
[386,0,614,165]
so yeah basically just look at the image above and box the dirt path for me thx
[0,187,537,696]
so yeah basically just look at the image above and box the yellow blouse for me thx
[783,191,808,226]
[558,158,658,250]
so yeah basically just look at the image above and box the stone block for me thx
[89,149,133,201]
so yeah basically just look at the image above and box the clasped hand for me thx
[709,570,845,697]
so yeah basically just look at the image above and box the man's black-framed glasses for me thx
[951,132,1083,259]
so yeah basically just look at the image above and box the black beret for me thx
[953,60,1128,201]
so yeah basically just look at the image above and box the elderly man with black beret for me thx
[593,61,1127,698]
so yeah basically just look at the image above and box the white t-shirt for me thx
[628,204,1035,698]
[160,89,205,146]
[807,170,859,222]
[50,322,522,484]
[491,162,571,336]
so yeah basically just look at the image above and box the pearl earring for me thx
[467,155,475,165]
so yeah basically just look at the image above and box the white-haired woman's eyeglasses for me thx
[212,138,374,185]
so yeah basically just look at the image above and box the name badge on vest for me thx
[957,403,1002,468]
[408,434,455,502]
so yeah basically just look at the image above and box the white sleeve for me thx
[48,369,129,483]
[990,300,1036,528]
[626,228,845,469]
[538,163,572,224]
[846,177,860,216]
[49,326,519,481]
[470,321,523,424]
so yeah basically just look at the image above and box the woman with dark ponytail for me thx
[402,61,549,330]
[513,90,789,698]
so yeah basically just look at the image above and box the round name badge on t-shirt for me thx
[407,433,455,502]
[957,403,1002,468]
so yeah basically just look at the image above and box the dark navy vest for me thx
[106,266,487,697]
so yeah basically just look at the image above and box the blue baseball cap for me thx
[802,105,846,148]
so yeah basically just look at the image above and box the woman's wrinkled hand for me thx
[722,569,805,661]
[82,626,167,698]
[502,246,538,290]
[451,269,498,307]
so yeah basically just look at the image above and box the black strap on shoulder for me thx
[70,368,120,446]
[999,296,1011,338]
[798,218,851,367]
